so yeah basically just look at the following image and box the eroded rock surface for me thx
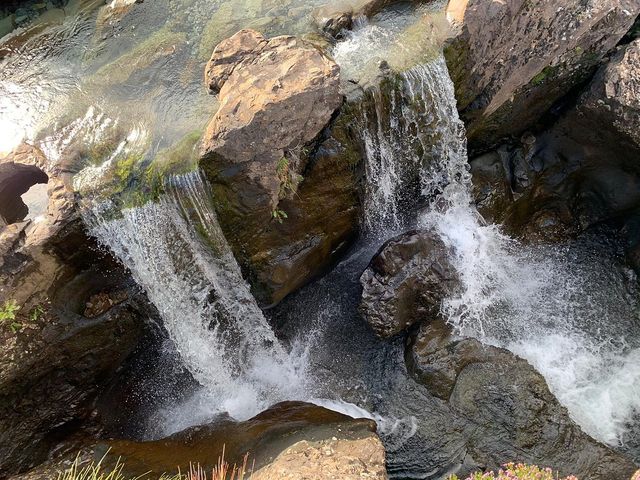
[0,144,148,476]
[98,402,386,479]
[444,0,639,151]
[201,29,361,305]
[251,435,387,480]
[577,38,640,148]
[359,230,458,337]
[468,38,640,247]
[406,321,637,480]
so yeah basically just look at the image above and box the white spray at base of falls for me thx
[87,171,415,440]
[361,54,640,447]
[87,171,309,427]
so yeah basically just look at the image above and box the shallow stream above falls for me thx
[2,1,640,479]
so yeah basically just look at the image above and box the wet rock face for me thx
[201,29,361,306]
[444,0,640,152]
[359,230,458,338]
[0,144,149,476]
[468,39,640,247]
[99,402,386,479]
[406,321,638,480]
[577,38,640,149]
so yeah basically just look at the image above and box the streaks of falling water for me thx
[357,56,472,234]
[356,53,640,449]
[87,171,309,425]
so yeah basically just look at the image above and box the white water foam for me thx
[357,53,640,447]
[310,398,418,452]
[87,171,309,424]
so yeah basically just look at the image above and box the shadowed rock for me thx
[406,320,638,480]
[444,0,640,152]
[0,144,149,476]
[359,230,458,337]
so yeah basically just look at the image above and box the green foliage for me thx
[276,156,303,200]
[271,208,288,223]
[531,65,558,86]
[30,304,45,322]
[448,463,579,480]
[0,300,22,333]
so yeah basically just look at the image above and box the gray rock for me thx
[406,320,638,480]
[359,230,458,338]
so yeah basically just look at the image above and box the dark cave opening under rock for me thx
[0,162,48,225]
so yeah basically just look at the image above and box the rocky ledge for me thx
[444,0,640,152]
[0,144,151,476]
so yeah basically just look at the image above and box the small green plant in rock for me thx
[0,300,22,333]
[30,304,45,322]
[276,156,303,200]
[271,208,288,223]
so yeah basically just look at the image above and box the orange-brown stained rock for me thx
[100,402,384,478]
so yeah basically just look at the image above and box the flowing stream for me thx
[2,2,640,478]
[349,46,640,450]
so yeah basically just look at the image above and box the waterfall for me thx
[357,57,471,233]
[87,171,308,427]
[360,54,640,448]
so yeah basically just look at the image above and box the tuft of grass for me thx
[448,463,579,480]
[185,447,251,480]
[57,456,126,480]
[57,448,252,480]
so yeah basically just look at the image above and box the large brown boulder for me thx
[444,0,639,151]
[406,320,638,480]
[359,230,458,338]
[200,29,361,305]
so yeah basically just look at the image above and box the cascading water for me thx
[356,57,470,233]
[87,171,308,429]
[357,52,640,449]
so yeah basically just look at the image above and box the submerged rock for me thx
[313,0,403,37]
[444,0,640,151]
[201,29,361,305]
[98,402,386,479]
[359,230,458,338]
[407,321,638,480]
